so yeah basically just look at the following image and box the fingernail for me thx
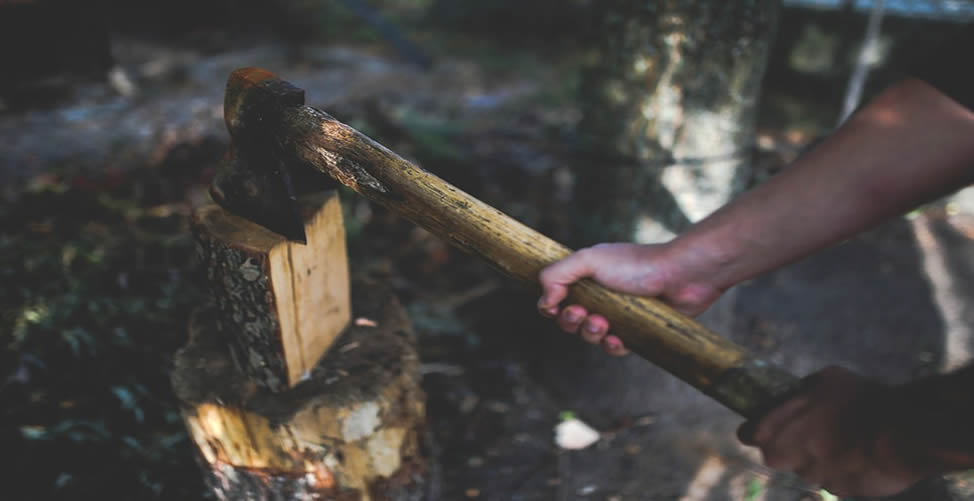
[606,337,622,350]
[585,324,601,334]
[565,311,581,322]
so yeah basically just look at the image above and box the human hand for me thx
[738,366,936,497]
[536,242,727,355]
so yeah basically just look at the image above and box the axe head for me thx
[210,147,310,244]
[210,68,333,244]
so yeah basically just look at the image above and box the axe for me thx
[210,67,801,420]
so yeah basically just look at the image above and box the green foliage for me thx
[426,0,593,43]
[0,170,207,500]
[819,490,840,501]
[394,110,469,164]
[407,302,469,337]
[745,477,764,501]
[275,0,432,45]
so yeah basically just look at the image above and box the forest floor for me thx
[3,34,974,501]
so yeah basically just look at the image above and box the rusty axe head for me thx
[210,68,333,244]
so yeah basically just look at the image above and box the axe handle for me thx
[277,105,801,419]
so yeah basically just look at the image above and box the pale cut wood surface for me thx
[192,190,351,391]
[171,283,426,501]
[220,67,800,418]
[275,105,798,418]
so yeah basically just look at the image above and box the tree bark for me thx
[213,67,799,418]
[172,282,427,501]
[269,103,797,417]
[575,0,781,244]
[541,0,782,422]
[191,191,351,391]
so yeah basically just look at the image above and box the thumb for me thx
[538,251,596,310]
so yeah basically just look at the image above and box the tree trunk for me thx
[172,282,427,501]
[545,0,781,423]
[191,191,351,391]
[575,0,781,244]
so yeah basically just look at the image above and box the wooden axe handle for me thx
[232,69,801,418]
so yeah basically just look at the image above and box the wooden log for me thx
[191,190,351,391]
[172,282,427,501]
[266,98,799,419]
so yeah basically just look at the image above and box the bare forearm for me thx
[673,79,974,289]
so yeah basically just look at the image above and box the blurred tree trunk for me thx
[574,0,781,245]
[540,0,781,424]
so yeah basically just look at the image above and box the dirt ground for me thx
[3,36,974,501]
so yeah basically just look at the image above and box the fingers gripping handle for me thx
[229,67,802,419]
[566,279,802,419]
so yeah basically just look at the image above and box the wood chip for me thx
[338,342,360,353]
[354,317,378,327]
[555,418,600,450]
[634,415,655,427]
[459,395,478,414]
[486,401,510,413]
[465,488,480,498]
[577,485,596,495]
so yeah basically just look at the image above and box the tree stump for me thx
[191,190,351,391]
[172,282,427,501]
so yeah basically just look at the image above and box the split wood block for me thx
[172,282,427,501]
[192,190,351,392]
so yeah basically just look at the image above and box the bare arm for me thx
[538,78,974,496]
[538,78,974,353]
[696,79,974,496]
[676,81,974,496]
[677,78,974,289]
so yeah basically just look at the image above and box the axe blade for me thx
[210,67,317,243]
[210,150,308,244]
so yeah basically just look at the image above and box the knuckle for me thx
[573,247,595,261]
[761,450,789,471]
[559,308,583,324]
[763,449,803,473]
[538,266,557,284]
[805,436,843,462]
[750,420,775,446]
